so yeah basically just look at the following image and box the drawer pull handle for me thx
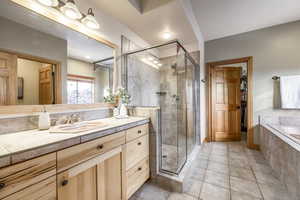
[0,183,5,190]
[138,167,142,171]
[62,180,69,186]
[97,144,104,150]
[137,142,142,146]
[138,130,142,134]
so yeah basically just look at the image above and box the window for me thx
[67,74,95,104]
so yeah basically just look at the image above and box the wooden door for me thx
[0,52,17,105]
[212,67,241,141]
[57,147,122,200]
[39,64,53,104]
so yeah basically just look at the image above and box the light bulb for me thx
[81,8,100,29]
[60,0,82,19]
[162,32,172,39]
[37,0,58,7]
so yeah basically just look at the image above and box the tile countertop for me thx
[0,116,149,167]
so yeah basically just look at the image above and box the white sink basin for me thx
[50,121,108,133]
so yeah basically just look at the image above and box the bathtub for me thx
[259,115,300,200]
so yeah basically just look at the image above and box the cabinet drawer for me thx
[126,157,149,199]
[3,176,56,200]
[57,131,125,172]
[125,134,149,170]
[0,153,56,199]
[126,124,149,142]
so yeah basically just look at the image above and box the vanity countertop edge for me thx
[0,116,150,168]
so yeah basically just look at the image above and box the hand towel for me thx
[280,75,300,109]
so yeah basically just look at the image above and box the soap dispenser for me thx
[39,106,51,130]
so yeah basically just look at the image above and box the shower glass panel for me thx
[123,41,198,175]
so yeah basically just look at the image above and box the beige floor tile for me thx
[254,171,282,186]
[230,167,256,181]
[231,190,262,200]
[229,157,251,169]
[133,182,170,200]
[204,170,230,189]
[259,183,291,200]
[230,176,262,198]
[167,193,197,200]
[186,167,206,181]
[182,179,202,198]
[207,161,229,174]
[200,182,230,200]
[209,154,228,165]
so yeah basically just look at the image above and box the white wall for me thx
[68,58,109,102]
[17,59,42,105]
[205,21,300,144]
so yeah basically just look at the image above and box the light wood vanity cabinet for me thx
[57,147,123,200]
[0,123,149,200]
[124,124,150,199]
[0,153,56,200]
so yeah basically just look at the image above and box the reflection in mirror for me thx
[0,0,115,105]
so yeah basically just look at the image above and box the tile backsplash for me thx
[0,108,112,135]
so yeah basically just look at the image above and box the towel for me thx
[280,75,300,109]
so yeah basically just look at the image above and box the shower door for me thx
[159,47,188,174]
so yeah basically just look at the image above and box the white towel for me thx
[280,75,300,109]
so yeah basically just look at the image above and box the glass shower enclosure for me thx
[122,40,199,175]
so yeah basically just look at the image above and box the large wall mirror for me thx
[0,0,116,106]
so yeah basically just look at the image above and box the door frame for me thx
[0,48,62,104]
[206,56,258,149]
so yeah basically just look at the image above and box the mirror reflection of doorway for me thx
[17,58,56,105]
[0,50,58,105]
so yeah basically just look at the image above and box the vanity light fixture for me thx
[153,60,159,64]
[60,0,82,20]
[81,8,100,29]
[157,63,162,67]
[37,0,59,7]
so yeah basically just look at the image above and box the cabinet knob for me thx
[138,167,142,171]
[0,183,5,190]
[138,130,142,134]
[97,144,104,150]
[137,142,142,146]
[62,180,68,186]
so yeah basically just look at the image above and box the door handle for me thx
[236,106,241,109]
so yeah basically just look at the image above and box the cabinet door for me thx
[57,146,123,200]
[97,152,122,200]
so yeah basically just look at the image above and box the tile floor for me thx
[130,141,292,200]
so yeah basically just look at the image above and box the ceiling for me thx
[191,0,300,41]
[0,0,114,63]
[89,0,198,45]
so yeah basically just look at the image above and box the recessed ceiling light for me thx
[162,32,172,40]
[60,0,82,20]
[85,56,91,59]
[37,0,58,7]
[81,8,100,29]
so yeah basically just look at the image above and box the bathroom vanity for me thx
[0,117,150,200]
